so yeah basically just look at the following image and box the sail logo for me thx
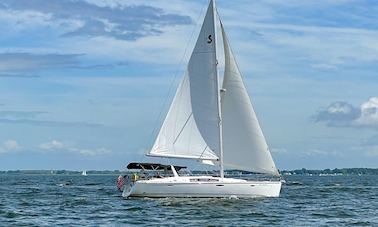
[207,35,213,44]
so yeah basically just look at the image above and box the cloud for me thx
[365,145,378,157]
[304,148,342,157]
[0,108,109,129]
[4,140,21,150]
[0,53,82,73]
[314,97,378,128]
[39,140,111,156]
[0,52,130,76]
[1,0,377,72]
[0,118,106,128]
[0,1,193,71]
[314,101,360,126]
[270,148,288,154]
[310,63,338,70]
[39,140,64,150]
[218,6,378,74]
[249,23,378,71]
[357,135,378,157]
[70,147,111,156]
[0,111,47,119]
[0,140,22,154]
[0,109,107,129]
[364,135,378,146]
[355,97,378,126]
[366,150,378,157]
[0,52,116,73]
[0,73,40,78]
[0,0,192,41]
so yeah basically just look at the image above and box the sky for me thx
[0,0,377,171]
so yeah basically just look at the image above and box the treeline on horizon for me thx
[1,168,378,175]
[280,168,378,175]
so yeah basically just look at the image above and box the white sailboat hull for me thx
[123,176,281,198]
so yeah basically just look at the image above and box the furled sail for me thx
[148,0,220,160]
[220,23,279,175]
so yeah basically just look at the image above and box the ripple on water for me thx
[4,211,19,219]
[286,181,304,186]
[0,174,377,226]
[124,206,144,212]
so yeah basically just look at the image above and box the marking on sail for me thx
[207,35,212,44]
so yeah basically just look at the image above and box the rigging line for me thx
[146,3,208,151]
[173,74,187,142]
[173,112,193,145]
[199,145,209,159]
[197,145,209,162]
[191,145,210,173]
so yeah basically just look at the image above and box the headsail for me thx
[148,0,220,160]
[220,23,279,175]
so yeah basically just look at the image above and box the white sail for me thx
[148,0,219,160]
[220,24,279,175]
[188,0,220,154]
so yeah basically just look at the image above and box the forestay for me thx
[148,0,220,160]
[220,23,279,175]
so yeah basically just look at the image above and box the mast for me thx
[212,0,224,179]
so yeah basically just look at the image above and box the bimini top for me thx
[126,162,186,171]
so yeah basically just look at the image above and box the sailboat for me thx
[81,170,87,176]
[122,0,282,198]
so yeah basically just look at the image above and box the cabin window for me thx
[190,178,219,182]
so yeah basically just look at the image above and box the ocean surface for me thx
[0,174,377,226]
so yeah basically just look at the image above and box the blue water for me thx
[0,174,377,226]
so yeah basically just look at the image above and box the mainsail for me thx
[220,23,279,175]
[148,0,219,160]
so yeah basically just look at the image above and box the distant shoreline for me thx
[280,168,378,176]
[1,168,377,175]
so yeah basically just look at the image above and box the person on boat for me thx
[123,174,130,183]
[131,173,139,181]
[139,171,146,179]
[155,171,163,178]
